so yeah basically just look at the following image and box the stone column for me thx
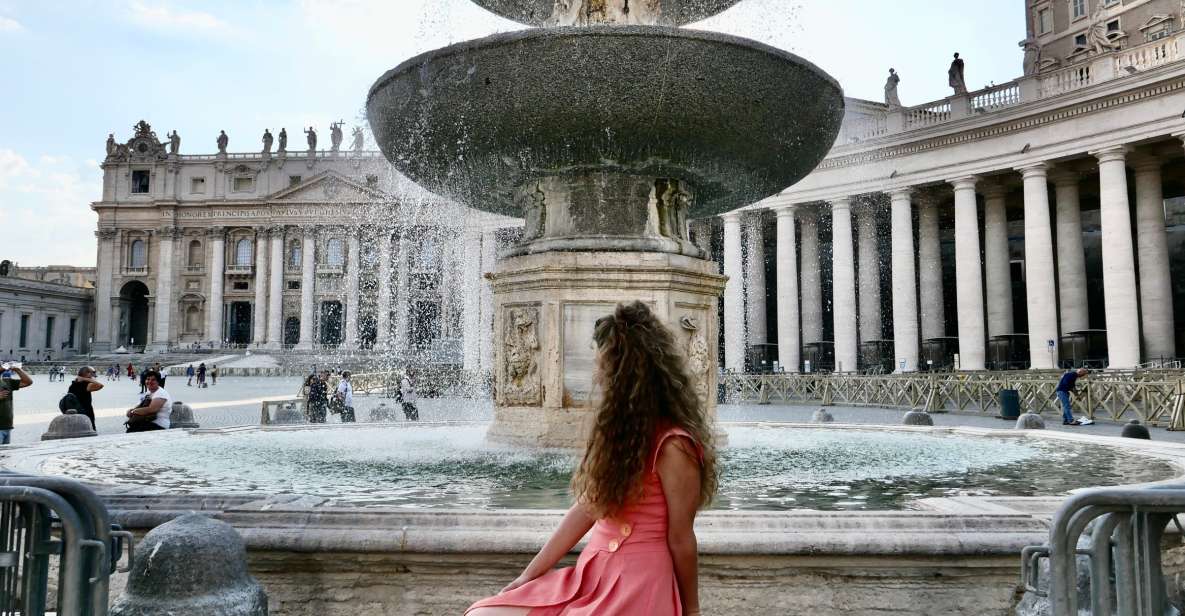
[93,229,117,352]
[252,228,268,346]
[1132,156,1175,361]
[344,230,361,349]
[393,237,412,352]
[462,228,483,372]
[917,196,946,340]
[722,212,744,371]
[774,206,800,372]
[266,227,284,348]
[799,211,823,344]
[856,204,882,342]
[950,177,985,370]
[151,227,176,351]
[1052,172,1089,334]
[743,211,767,347]
[1093,147,1141,368]
[295,227,316,350]
[982,182,1013,337]
[1019,163,1059,368]
[376,233,393,349]
[890,189,919,372]
[206,227,225,345]
[831,198,858,373]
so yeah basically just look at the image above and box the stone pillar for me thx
[393,237,411,352]
[376,233,393,349]
[722,212,744,371]
[266,227,284,348]
[982,183,1013,337]
[151,227,176,351]
[743,212,767,347]
[856,204,882,342]
[295,227,316,350]
[831,198,857,373]
[206,227,225,346]
[917,196,946,340]
[774,206,800,372]
[93,229,117,352]
[890,189,919,372]
[252,228,268,346]
[799,211,823,344]
[462,228,483,372]
[1132,156,1175,361]
[479,230,499,373]
[951,177,985,370]
[1019,163,1059,368]
[344,230,361,349]
[1093,147,1141,368]
[1052,172,1089,334]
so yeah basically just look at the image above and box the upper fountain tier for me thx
[470,0,742,27]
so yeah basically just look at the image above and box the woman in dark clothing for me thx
[307,371,330,423]
[68,366,104,430]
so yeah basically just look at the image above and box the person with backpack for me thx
[196,363,207,388]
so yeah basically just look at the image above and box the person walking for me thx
[196,363,207,388]
[399,373,419,421]
[1056,368,1091,426]
[127,363,135,380]
[467,302,716,616]
[186,364,195,387]
[58,365,66,383]
[335,371,356,423]
[125,370,173,433]
[307,370,330,423]
[67,366,104,431]
[210,364,219,386]
[107,364,116,382]
[0,363,34,445]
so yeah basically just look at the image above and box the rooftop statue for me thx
[1087,4,1121,54]
[216,130,229,154]
[1021,38,1042,76]
[884,68,901,108]
[168,130,180,155]
[330,121,344,152]
[351,127,365,152]
[278,128,288,153]
[305,126,317,151]
[948,52,967,95]
[262,129,274,154]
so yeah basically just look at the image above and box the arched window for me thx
[288,240,302,268]
[326,238,344,267]
[187,240,202,267]
[185,305,201,333]
[130,240,147,268]
[235,238,253,266]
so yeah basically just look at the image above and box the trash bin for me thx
[999,389,1021,420]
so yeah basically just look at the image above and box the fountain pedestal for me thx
[487,251,724,448]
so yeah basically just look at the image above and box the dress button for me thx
[620,523,632,537]
[608,540,620,552]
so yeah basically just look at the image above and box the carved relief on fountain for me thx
[654,179,692,242]
[679,312,712,407]
[502,305,542,406]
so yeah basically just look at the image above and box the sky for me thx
[0,0,1023,267]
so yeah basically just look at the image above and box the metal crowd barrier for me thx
[0,474,133,616]
[1021,484,1185,615]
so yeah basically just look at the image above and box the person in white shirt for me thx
[125,371,173,432]
[335,371,356,423]
[400,373,419,421]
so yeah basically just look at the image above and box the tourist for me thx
[0,363,34,445]
[127,363,135,380]
[307,370,329,423]
[211,364,218,386]
[334,371,356,423]
[1055,368,1091,426]
[106,364,117,382]
[125,370,173,433]
[196,363,207,388]
[399,373,419,421]
[152,362,166,387]
[186,364,195,387]
[67,366,104,430]
[467,301,716,616]
[58,365,67,383]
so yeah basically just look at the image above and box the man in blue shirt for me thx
[1055,368,1089,425]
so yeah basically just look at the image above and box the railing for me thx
[1115,36,1179,73]
[721,372,1185,425]
[1039,64,1092,97]
[122,266,148,276]
[905,100,951,129]
[315,264,344,275]
[224,264,253,274]
[841,114,889,143]
[971,80,1021,112]
[185,265,204,273]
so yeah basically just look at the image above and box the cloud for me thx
[127,1,224,32]
[0,149,100,266]
[0,15,19,31]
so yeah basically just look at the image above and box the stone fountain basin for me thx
[470,0,743,26]
[367,26,844,218]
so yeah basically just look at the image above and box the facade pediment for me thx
[269,171,385,203]
[1139,14,1175,31]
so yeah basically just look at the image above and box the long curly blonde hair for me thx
[571,301,718,517]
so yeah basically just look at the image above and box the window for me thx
[1075,33,1088,47]
[289,175,302,187]
[130,239,147,268]
[185,306,201,334]
[326,239,344,267]
[232,281,249,291]
[288,241,302,268]
[235,238,253,266]
[1071,0,1086,19]
[131,170,150,194]
[287,280,301,290]
[19,315,29,348]
[1038,8,1053,34]
[68,318,76,348]
[1106,18,1120,33]
[233,177,254,192]
[44,316,54,349]
[190,177,206,194]
[188,240,203,267]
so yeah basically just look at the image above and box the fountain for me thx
[366,0,844,446]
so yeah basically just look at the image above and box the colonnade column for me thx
[344,231,361,349]
[376,233,393,349]
[1093,147,1141,368]
[393,237,411,352]
[206,226,225,345]
[917,197,946,341]
[799,211,823,344]
[774,206,800,372]
[266,227,284,348]
[1019,163,1059,368]
[461,228,483,372]
[1132,155,1176,361]
[831,198,857,373]
[295,227,316,350]
[93,229,116,352]
[151,227,176,350]
[743,212,767,348]
[252,227,269,346]
[722,212,744,371]
[889,189,919,372]
[856,205,882,343]
[1052,172,1089,334]
[982,183,1013,337]
[950,177,985,370]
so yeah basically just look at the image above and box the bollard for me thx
[811,408,834,423]
[1120,419,1151,440]
[1015,411,1046,430]
[902,409,934,426]
[41,410,98,440]
[111,513,267,616]
[169,402,200,429]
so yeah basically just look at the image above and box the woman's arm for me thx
[503,504,596,592]
[658,438,703,615]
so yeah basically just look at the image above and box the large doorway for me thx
[410,300,441,349]
[284,317,300,346]
[228,302,253,344]
[320,301,343,346]
[118,281,150,348]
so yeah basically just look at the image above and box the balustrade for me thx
[971,81,1021,112]
[905,101,951,129]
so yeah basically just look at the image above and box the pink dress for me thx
[467,427,703,616]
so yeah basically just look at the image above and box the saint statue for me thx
[330,121,344,152]
[278,128,288,153]
[105,134,116,157]
[884,68,901,108]
[1021,38,1043,76]
[216,130,229,154]
[948,52,967,95]
[1087,4,1120,54]
[262,129,274,154]
[168,130,181,155]
[305,126,317,151]
[351,127,365,152]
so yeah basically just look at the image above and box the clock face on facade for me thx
[137,143,149,153]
